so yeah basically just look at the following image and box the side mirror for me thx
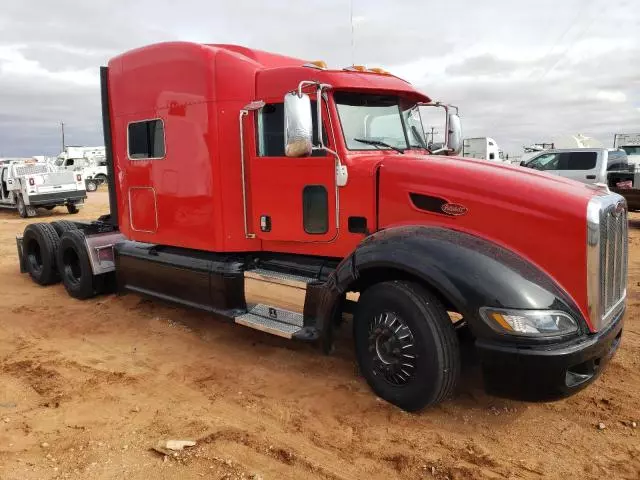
[284,92,313,157]
[519,160,526,167]
[448,114,462,155]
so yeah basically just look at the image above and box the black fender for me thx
[314,226,584,350]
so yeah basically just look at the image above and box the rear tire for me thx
[94,174,107,185]
[51,220,78,237]
[57,229,103,299]
[353,281,460,411]
[17,195,28,218]
[66,204,80,214]
[22,223,60,285]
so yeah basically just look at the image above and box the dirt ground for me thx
[0,189,639,480]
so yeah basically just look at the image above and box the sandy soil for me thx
[0,189,639,480]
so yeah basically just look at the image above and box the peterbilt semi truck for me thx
[16,42,627,411]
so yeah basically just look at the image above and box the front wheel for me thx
[66,203,80,214]
[85,180,98,192]
[16,195,28,218]
[353,281,460,411]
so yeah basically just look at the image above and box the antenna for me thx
[350,0,354,65]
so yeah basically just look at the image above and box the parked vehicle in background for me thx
[461,137,503,161]
[0,159,86,217]
[55,146,108,191]
[521,148,639,209]
[613,133,640,168]
[17,42,627,412]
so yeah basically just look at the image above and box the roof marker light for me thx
[304,60,328,70]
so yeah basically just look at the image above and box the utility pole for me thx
[429,127,439,145]
[61,122,65,152]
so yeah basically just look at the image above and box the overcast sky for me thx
[0,0,638,157]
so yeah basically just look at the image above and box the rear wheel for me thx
[85,180,98,192]
[94,174,107,185]
[22,223,60,285]
[51,220,78,237]
[57,229,106,299]
[66,204,80,214]
[353,281,460,411]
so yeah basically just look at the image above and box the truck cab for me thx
[18,42,628,411]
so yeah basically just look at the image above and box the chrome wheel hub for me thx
[368,312,417,386]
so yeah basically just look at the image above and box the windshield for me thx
[334,92,426,151]
[621,146,640,156]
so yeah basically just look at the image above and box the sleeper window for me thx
[128,119,165,159]
[257,102,327,157]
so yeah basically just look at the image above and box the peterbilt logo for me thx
[441,203,468,216]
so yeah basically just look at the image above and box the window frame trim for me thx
[126,117,167,161]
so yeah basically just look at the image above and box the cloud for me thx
[0,0,638,157]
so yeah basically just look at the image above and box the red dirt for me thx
[0,190,638,479]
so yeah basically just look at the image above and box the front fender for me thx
[314,226,583,347]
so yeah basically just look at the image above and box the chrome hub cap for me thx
[368,312,417,386]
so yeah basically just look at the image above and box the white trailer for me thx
[461,137,503,161]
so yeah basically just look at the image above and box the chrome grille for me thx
[597,200,627,327]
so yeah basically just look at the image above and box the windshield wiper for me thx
[354,138,405,154]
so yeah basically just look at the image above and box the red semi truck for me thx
[17,42,627,411]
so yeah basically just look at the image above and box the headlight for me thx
[480,308,578,337]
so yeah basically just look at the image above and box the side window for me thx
[257,102,327,157]
[527,153,560,171]
[128,119,165,159]
[559,152,597,170]
[66,159,74,167]
[489,153,495,160]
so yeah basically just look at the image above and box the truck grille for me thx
[598,201,627,327]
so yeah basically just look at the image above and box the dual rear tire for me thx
[22,222,112,299]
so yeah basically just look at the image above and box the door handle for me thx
[586,175,596,180]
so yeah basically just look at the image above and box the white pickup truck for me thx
[521,147,640,209]
[0,160,87,217]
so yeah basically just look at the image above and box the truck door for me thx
[248,101,336,242]
[558,151,599,183]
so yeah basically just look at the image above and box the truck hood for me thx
[376,154,599,324]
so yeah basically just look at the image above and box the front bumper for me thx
[28,190,87,206]
[476,308,624,401]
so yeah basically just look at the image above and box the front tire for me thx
[16,195,28,218]
[85,180,98,192]
[353,281,460,411]
[66,203,80,214]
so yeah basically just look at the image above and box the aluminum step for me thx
[235,313,302,339]
[244,268,315,289]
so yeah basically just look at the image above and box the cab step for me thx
[235,306,303,339]
[234,268,318,339]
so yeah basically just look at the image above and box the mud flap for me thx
[16,235,26,273]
